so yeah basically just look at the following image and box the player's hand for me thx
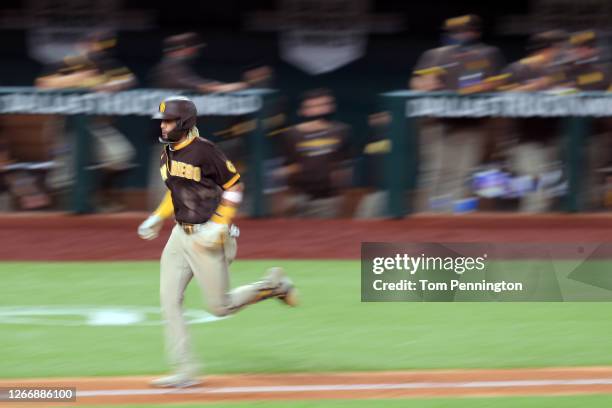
[137,214,163,240]
[194,221,228,248]
[210,82,248,93]
[229,224,240,238]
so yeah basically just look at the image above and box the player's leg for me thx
[435,125,485,202]
[585,129,611,209]
[417,118,445,211]
[186,234,297,317]
[152,225,200,387]
[510,141,554,212]
[302,196,340,218]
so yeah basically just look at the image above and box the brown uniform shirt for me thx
[160,136,240,224]
[413,43,504,130]
[283,121,351,198]
[502,57,564,142]
[149,56,216,90]
[567,60,612,134]
[43,50,135,87]
[567,60,611,91]
[413,43,505,92]
[502,56,568,90]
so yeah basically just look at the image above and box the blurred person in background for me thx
[499,30,569,212]
[410,14,505,212]
[0,135,12,210]
[565,31,611,91]
[35,31,137,212]
[501,30,569,92]
[36,31,137,91]
[242,64,274,88]
[0,133,52,211]
[150,32,248,93]
[353,111,393,218]
[274,88,353,218]
[565,30,612,209]
[212,62,280,215]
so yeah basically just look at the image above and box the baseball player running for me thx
[138,96,298,388]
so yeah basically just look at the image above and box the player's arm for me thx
[94,67,137,92]
[210,181,243,226]
[409,49,446,91]
[153,190,174,219]
[36,69,99,89]
[202,82,248,93]
[195,148,243,246]
[195,181,243,247]
[208,145,243,224]
[137,190,174,240]
[410,66,445,91]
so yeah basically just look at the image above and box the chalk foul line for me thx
[76,378,612,397]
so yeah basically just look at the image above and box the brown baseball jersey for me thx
[502,56,568,90]
[568,60,612,91]
[502,57,564,142]
[150,56,217,90]
[568,60,612,134]
[40,50,135,88]
[413,43,504,130]
[160,136,240,224]
[282,121,351,198]
[413,43,505,92]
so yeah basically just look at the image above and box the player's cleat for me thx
[278,278,299,307]
[150,373,202,388]
[265,267,299,307]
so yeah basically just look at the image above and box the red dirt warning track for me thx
[1,212,612,260]
[3,367,612,406]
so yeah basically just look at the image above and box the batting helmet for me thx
[152,96,197,143]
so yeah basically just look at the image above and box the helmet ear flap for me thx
[177,117,193,132]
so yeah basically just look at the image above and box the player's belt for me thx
[177,222,205,235]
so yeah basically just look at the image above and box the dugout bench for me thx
[380,91,611,217]
[0,87,278,216]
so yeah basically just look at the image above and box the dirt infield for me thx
[1,212,612,260]
[3,367,612,406]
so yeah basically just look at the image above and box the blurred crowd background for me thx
[0,0,611,217]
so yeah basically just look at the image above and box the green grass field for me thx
[2,260,612,380]
[52,395,612,408]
